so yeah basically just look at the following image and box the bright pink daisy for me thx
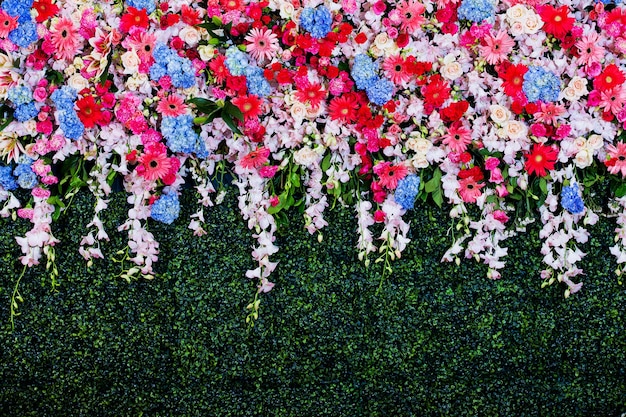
[395,0,426,33]
[597,86,626,115]
[442,122,472,153]
[0,10,18,38]
[240,147,270,170]
[49,17,82,61]
[605,142,626,177]
[373,162,409,190]
[295,82,326,109]
[479,30,514,65]
[534,102,566,125]
[137,143,173,182]
[575,32,605,67]
[157,95,188,117]
[458,177,484,203]
[382,55,412,85]
[245,27,279,62]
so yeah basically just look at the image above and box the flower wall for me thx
[1,0,626,319]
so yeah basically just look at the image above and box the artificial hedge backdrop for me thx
[0,188,625,416]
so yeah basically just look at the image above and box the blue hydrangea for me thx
[351,54,379,90]
[149,43,196,89]
[366,78,394,106]
[0,166,18,191]
[8,18,38,48]
[14,102,38,122]
[522,66,561,103]
[161,115,208,157]
[394,175,421,210]
[16,171,37,189]
[561,183,585,214]
[151,192,180,225]
[51,87,84,140]
[245,66,271,97]
[7,86,32,105]
[299,5,333,39]
[457,0,495,22]
[13,163,32,177]
[126,0,156,13]
[224,46,249,76]
[1,0,33,17]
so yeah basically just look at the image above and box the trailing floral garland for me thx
[2,0,626,324]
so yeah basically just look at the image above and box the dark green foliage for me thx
[0,189,625,416]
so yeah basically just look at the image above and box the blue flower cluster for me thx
[2,0,37,48]
[522,66,561,103]
[457,0,495,22]
[7,86,38,122]
[150,43,196,89]
[394,175,421,210]
[161,115,208,157]
[224,47,272,97]
[151,192,180,225]
[561,183,585,214]
[13,159,37,189]
[126,0,156,13]
[299,5,333,39]
[0,166,18,191]
[51,86,84,140]
[351,55,394,106]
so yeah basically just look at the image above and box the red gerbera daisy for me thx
[328,95,358,123]
[539,5,574,40]
[295,82,326,109]
[240,147,270,170]
[500,63,528,98]
[119,7,150,34]
[524,144,558,177]
[232,95,263,120]
[33,0,59,23]
[383,55,412,85]
[373,162,409,190]
[421,75,450,109]
[208,55,230,84]
[76,96,103,128]
[180,5,202,26]
[593,64,626,92]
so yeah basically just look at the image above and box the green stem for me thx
[10,264,27,331]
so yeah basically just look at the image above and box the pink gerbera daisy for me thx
[240,147,270,170]
[49,17,82,61]
[295,82,326,109]
[575,32,605,67]
[479,30,514,65]
[0,10,18,38]
[123,29,157,67]
[382,55,412,85]
[442,122,472,153]
[597,86,626,115]
[458,177,484,203]
[245,27,279,62]
[606,142,626,177]
[157,95,188,117]
[373,162,409,190]
[534,102,566,125]
[396,0,426,33]
[137,143,173,182]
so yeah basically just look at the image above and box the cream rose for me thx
[294,146,321,167]
[574,149,593,168]
[489,105,511,125]
[504,120,528,140]
[569,76,588,96]
[67,73,89,91]
[121,50,140,74]
[414,138,433,154]
[509,21,525,37]
[573,136,587,150]
[506,4,528,21]
[441,61,463,81]
[411,154,429,169]
[179,26,201,47]
[290,101,308,122]
[197,45,215,61]
[562,86,579,102]
[279,1,295,19]
[586,134,604,150]
[523,13,543,34]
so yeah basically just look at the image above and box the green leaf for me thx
[539,177,547,195]
[220,111,242,135]
[424,168,442,193]
[321,153,331,172]
[615,183,626,198]
[224,101,244,122]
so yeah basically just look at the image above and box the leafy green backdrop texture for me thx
[0,189,625,416]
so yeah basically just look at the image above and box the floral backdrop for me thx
[1,0,626,322]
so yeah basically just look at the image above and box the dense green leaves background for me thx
[0,189,624,416]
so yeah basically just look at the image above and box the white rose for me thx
[523,13,543,34]
[197,45,215,61]
[23,120,38,136]
[489,105,511,125]
[0,52,12,68]
[586,134,604,150]
[504,120,528,140]
[369,45,384,58]
[290,101,308,122]
[121,49,140,74]
[279,1,295,19]
[67,73,89,91]
[573,136,587,150]
[414,138,432,154]
[441,61,463,81]
[569,76,588,96]
[306,103,325,119]
[406,137,419,152]
[574,149,593,168]
[294,146,320,167]
[562,86,579,102]
[509,21,525,37]
[179,26,201,47]
[411,154,429,169]
[506,4,528,21]
[374,33,392,49]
